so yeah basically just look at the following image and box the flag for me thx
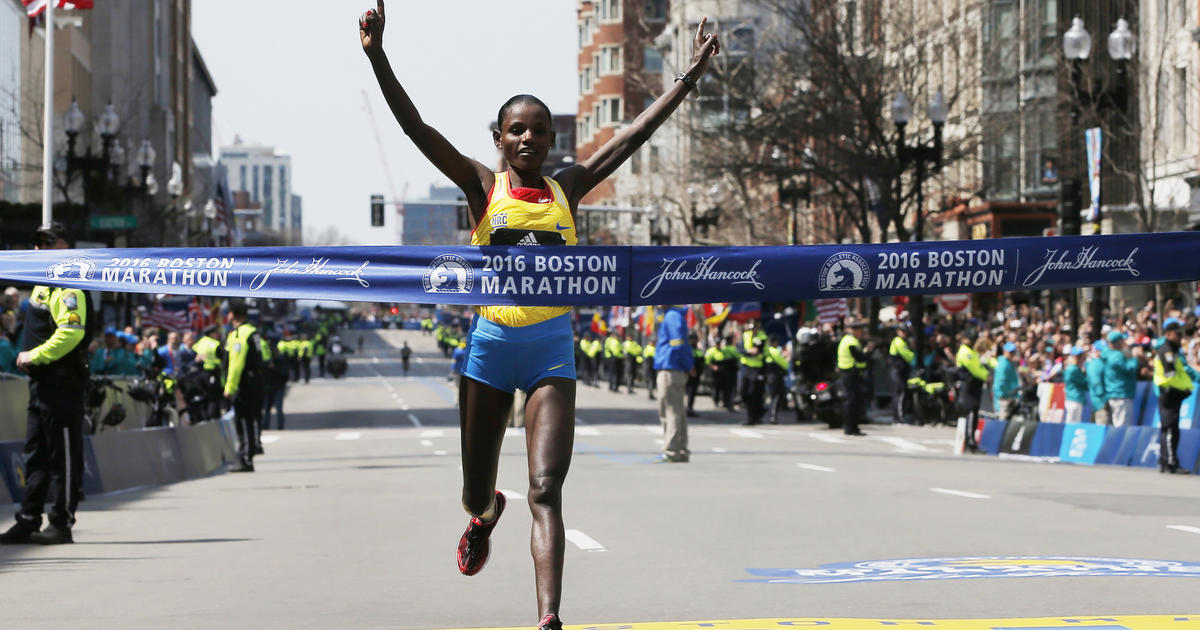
[814,298,848,325]
[726,302,762,323]
[144,301,190,332]
[590,311,608,335]
[23,0,93,17]
[188,298,215,332]
[702,303,730,326]
[685,306,698,330]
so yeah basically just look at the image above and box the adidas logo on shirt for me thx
[516,232,540,246]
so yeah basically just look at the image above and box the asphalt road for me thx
[3,328,1200,630]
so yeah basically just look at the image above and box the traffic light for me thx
[390,306,399,315]
[1058,178,1081,236]
[370,194,385,227]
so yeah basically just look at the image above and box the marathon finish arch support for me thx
[0,232,1198,305]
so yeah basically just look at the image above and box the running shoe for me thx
[456,490,506,576]
[537,614,563,630]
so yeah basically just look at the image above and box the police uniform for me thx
[837,331,869,435]
[1154,338,1194,472]
[604,334,625,392]
[956,342,990,450]
[765,343,788,424]
[13,285,89,539]
[686,345,705,414]
[225,322,266,470]
[263,336,288,431]
[643,342,657,400]
[623,337,642,393]
[888,333,915,424]
[298,337,313,383]
[739,329,768,425]
[191,331,225,422]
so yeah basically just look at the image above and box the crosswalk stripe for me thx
[930,487,990,500]
[336,432,362,441]
[565,529,607,552]
[576,427,601,436]
[420,429,444,438]
[261,435,280,444]
[797,463,836,473]
[731,428,764,439]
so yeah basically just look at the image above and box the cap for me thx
[1092,340,1108,352]
[104,327,116,336]
[847,319,867,329]
[1107,331,1127,343]
[33,221,68,245]
[1003,342,1017,353]
[1069,346,1085,356]
[1164,317,1185,331]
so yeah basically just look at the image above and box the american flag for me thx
[144,302,190,332]
[814,298,848,325]
[22,0,93,17]
[188,298,215,332]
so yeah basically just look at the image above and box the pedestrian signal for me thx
[370,194,385,227]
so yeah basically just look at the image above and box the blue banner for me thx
[0,232,1197,305]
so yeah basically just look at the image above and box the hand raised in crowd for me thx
[690,16,720,73]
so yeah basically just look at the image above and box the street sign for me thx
[937,293,971,315]
[90,215,137,230]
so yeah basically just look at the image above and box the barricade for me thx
[999,420,1037,456]
[2,418,236,503]
[1058,423,1108,465]
[1093,425,1130,465]
[0,375,157,443]
[1132,426,1162,469]
[1138,383,1159,427]
[979,418,1007,455]
[1028,423,1064,459]
[1178,430,1200,473]
[1112,425,1147,466]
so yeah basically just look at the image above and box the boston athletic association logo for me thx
[818,252,869,291]
[423,254,473,294]
[45,256,98,282]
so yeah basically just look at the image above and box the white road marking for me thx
[1167,525,1200,535]
[505,427,524,437]
[731,428,765,439]
[643,426,660,434]
[419,440,434,447]
[796,463,836,473]
[711,447,728,453]
[407,413,422,428]
[874,435,934,453]
[372,357,380,364]
[416,357,425,364]
[930,487,991,500]
[335,432,362,441]
[401,404,410,410]
[808,432,850,444]
[565,529,607,552]
[420,429,444,438]
[433,450,448,456]
[576,427,601,436]
[499,488,525,500]
[261,435,280,444]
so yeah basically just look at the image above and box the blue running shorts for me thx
[462,313,577,393]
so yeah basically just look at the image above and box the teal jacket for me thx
[0,337,16,373]
[992,356,1020,402]
[1102,348,1138,400]
[1063,364,1088,403]
[1085,356,1107,408]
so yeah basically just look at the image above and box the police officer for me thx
[764,335,788,424]
[888,325,915,424]
[191,324,225,423]
[314,326,328,377]
[623,334,642,394]
[643,337,657,400]
[224,304,266,472]
[739,321,768,425]
[1,224,89,545]
[956,330,990,451]
[837,320,871,436]
[262,331,288,432]
[604,331,625,392]
[686,333,704,416]
[718,334,741,410]
[1154,319,1194,474]
[298,332,313,383]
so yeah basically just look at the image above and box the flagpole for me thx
[40,0,55,229]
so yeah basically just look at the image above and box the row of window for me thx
[578,1,669,49]
[576,96,624,144]
[234,162,290,229]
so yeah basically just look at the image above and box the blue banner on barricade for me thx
[1141,385,1160,427]
[1114,426,1149,466]
[81,437,104,496]
[1181,390,1200,431]
[1000,420,1037,455]
[1029,423,1064,459]
[1178,429,1200,473]
[1058,423,1108,465]
[1132,426,1161,468]
[0,232,1197,305]
[1094,425,1130,465]
[979,419,1007,455]
[0,440,24,503]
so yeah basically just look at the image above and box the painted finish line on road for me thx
[439,616,1200,630]
[739,557,1200,584]
[1,232,1198,305]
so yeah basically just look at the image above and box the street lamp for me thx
[772,144,814,245]
[892,88,946,377]
[62,99,124,239]
[1062,16,1134,339]
[135,139,156,188]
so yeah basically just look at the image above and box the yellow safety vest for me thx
[1154,346,1194,392]
[837,334,866,371]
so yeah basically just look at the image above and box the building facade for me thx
[219,140,296,237]
[402,184,463,246]
[0,0,22,202]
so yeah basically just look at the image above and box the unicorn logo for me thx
[818,252,869,291]
[423,254,473,294]
[45,256,98,282]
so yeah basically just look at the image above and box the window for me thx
[631,150,642,175]
[643,46,663,73]
[649,146,660,171]
[1177,68,1188,153]
[594,103,602,128]
[582,16,594,45]
[600,45,622,75]
[984,118,1019,198]
[599,0,621,22]
[644,0,667,20]
[279,165,288,227]
[600,96,622,125]
[239,165,246,192]
[583,66,593,92]
[263,165,274,227]
[579,71,585,96]
[252,166,259,201]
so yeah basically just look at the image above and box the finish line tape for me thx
[1,232,1196,306]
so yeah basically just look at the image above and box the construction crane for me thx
[361,89,408,243]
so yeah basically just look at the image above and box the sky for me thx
[192,1,579,246]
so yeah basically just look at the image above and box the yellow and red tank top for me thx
[471,171,577,327]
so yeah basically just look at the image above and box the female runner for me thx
[360,2,718,627]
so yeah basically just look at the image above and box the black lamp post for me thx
[892,89,946,377]
[772,144,814,246]
[1062,16,1133,340]
[62,99,121,240]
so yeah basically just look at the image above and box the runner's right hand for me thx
[360,0,385,56]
